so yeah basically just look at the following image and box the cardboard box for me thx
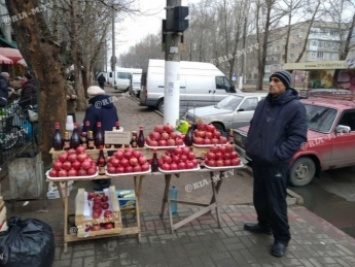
[116,189,136,210]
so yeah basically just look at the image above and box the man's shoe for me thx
[271,241,287,257]
[244,222,272,235]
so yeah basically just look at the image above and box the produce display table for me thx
[159,166,244,232]
[49,146,244,251]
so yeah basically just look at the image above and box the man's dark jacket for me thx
[83,95,118,134]
[245,88,307,165]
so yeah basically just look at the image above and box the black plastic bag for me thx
[0,216,55,267]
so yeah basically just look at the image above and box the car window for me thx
[239,97,258,111]
[338,111,355,131]
[304,104,337,133]
[215,76,235,92]
[117,72,132,79]
[215,95,243,111]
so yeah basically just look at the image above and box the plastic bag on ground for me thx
[0,216,55,267]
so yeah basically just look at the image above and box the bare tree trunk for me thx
[5,0,66,164]
[339,12,355,60]
[295,0,321,62]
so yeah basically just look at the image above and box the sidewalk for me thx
[6,91,355,267]
[52,205,355,267]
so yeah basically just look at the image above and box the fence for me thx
[0,99,38,179]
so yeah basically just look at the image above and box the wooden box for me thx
[75,186,122,238]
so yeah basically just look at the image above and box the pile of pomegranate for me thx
[193,123,228,146]
[158,147,199,171]
[85,192,114,231]
[204,144,241,167]
[145,124,184,147]
[106,148,150,174]
[49,146,97,177]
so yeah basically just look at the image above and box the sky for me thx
[112,0,202,58]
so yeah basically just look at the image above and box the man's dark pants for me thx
[252,163,291,244]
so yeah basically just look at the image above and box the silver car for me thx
[184,93,267,132]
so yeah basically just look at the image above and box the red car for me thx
[233,94,355,186]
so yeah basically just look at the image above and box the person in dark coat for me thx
[0,72,10,107]
[244,70,307,257]
[19,72,37,109]
[97,73,106,90]
[83,85,118,190]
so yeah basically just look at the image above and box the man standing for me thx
[97,73,106,90]
[244,70,307,257]
[0,72,10,107]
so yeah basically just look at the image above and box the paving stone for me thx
[52,259,71,267]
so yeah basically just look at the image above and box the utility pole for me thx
[163,0,188,126]
[111,8,116,88]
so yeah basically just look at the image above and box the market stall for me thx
[47,122,244,252]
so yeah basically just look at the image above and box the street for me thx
[291,167,355,239]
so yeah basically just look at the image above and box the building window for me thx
[317,52,324,58]
[290,53,294,59]
[311,52,317,58]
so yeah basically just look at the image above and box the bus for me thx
[107,67,142,92]
[283,60,355,93]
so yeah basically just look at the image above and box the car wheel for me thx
[212,122,225,134]
[290,157,316,187]
[157,99,164,113]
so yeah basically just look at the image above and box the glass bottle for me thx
[94,121,104,149]
[228,129,234,144]
[137,126,145,147]
[87,130,95,150]
[115,121,120,130]
[70,122,80,149]
[151,149,159,172]
[184,123,194,146]
[80,132,87,149]
[52,122,63,151]
[97,145,106,175]
[63,131,70,150]
[130,131,138,148]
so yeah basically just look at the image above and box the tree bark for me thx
[5,0,66,164]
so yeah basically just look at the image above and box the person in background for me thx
[97,73,106,90]
[83,85,118,190]
[0,72,10,107]
[19,71,37,109]
[244,70,307,257]
[66,77,77,122]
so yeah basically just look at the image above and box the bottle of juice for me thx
[69,122,80,149]
[94,121,104,149]
[52,122,63,150]
[137,126,145,147]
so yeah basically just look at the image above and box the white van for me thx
[108,68,142,92]
[140,59,237,114]
[129,71,143,97]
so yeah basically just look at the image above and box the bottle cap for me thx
[97,121,102,127]
[55,122,60,127]
[85,120,90,126]
[99,145,104,149]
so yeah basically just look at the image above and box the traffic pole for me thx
[164,0,182,127]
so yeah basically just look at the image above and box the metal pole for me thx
[164,0,182,126]
[112,8,116,88]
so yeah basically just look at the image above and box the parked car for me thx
[233,94,355,187]
[183,93,267,133]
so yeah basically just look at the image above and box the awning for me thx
[0,47,23,62]
[0,54,13,64]
[0,36,17,48]
[17,58,27,67]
